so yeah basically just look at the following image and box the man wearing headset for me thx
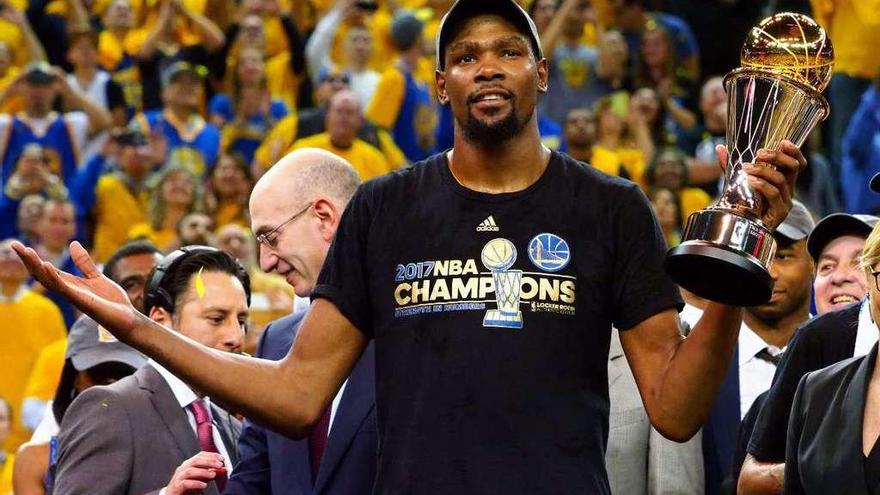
[52,247,247,495]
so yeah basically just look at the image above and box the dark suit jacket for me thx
[225,312,378,495]
[784,344,879,495]
[54,365,241,495]
[703,347,741,495]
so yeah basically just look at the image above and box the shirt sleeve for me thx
[62,112,90,155]
[611,183,683,330]
[311,185,376,337]
[366,69,406,130]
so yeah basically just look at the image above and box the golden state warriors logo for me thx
[481,238,523,329]
[528,234,571,272]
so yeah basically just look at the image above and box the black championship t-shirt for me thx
[313,151,683,494]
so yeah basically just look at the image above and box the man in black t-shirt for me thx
[12,0,807,492]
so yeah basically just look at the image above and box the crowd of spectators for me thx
[0,0,879,493]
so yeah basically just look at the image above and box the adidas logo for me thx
[476,216,500,232]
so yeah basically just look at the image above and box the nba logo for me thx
[481,238,523,329]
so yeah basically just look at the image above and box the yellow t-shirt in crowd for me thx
[811,0,880,79]
[22,338,66,406]
[128,223,177,253]
[376,129,407,169]
[366,59,436,132]
[679,187,711,225]
[256,116,407,171]
[367,67,406,130]
[0,454,12,495]
[213,201,248,229]
[266,51,302,111]
[92,175,149,263]
[331,13,395,73]
[254,114,299,171]
[589,144,647,190]
[0,66,22,115]
[0,19,28,67]
[0,290,66,452]
[290,133,392,181]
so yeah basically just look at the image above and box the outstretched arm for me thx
[12,241,368,438]
[621,141,806,441]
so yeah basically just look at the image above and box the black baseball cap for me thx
[160,61,207,88]
[807,213,880,262]
[115,129,149,146]
[24,62,56,85]
[436,0,543,70]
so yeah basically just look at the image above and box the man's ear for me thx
[536,58,549,94]
[149,305,171,325]
[313,198,341,242]
[436,70,450,105]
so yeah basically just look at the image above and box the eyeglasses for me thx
[872,271,880,292]
[255,202,313,248]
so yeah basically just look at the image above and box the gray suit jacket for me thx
[54,365,241,495]
[606,330,704,495]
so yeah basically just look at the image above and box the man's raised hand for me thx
[12,240,139,340]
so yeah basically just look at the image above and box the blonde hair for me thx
[860,221,880,274]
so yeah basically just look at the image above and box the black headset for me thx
[144,245,251,315]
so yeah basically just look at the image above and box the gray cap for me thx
[66,316,147,371]
[436,0,543,70]
[807,213,880,261]
[390,10,425,51]
[774,199,815,243]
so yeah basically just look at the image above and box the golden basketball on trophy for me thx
[665,13,833,306]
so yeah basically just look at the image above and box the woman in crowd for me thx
[590,96,652,188]
[784,222,880,494]
[645,146,711,225]
[636,25,697,110]
[210,48,288,165]
[203,152,253,229]
[128,164,200,252]
[648,186,684,247]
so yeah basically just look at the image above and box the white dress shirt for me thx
[679,305,789,419]
[854,299,878,357]
[148,360,233,471]
[736,325,782,419]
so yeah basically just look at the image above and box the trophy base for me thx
[483,310,523,329]
[665,209,777,307]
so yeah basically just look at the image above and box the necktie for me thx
[190,398,227,491]
[308,406,332,482]
[755,347,781,366]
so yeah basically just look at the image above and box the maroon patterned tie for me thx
[190,398,227,491]
[308,406,332,482]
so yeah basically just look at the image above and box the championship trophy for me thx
[665,13,833,306]
[481,238,523,328]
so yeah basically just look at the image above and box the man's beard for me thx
[461,105,531,147]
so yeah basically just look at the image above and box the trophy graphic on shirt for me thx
[665,13,833,306]
[481,238,523,329]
